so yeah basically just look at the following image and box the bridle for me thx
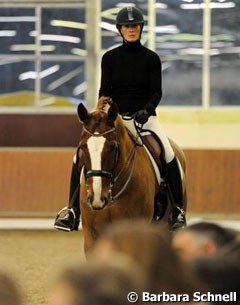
[82,125,120,186]
[80,120,140,203]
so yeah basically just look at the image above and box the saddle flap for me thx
[141,130,167,179]
[125,126,167,180]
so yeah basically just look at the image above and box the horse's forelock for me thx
[97,104,107,112]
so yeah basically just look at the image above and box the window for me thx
[100,0,239,108]
[0,1,239,111]
[210,0,240,106]
[0,5,86,109]
[156,0,203,106]
[40,60,85,106]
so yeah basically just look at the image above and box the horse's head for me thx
[78,102,120,210]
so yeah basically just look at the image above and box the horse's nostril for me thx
[101,196,109,205]
[87,195,93,208]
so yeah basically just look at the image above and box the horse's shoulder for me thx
[115,116,126,134]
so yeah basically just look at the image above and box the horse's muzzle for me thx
[89,196,109,210]
[86,195,93,210]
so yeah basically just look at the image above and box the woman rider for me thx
[54,6,186,232]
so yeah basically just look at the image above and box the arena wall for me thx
[0,113,239,217]
[0,148,239,217]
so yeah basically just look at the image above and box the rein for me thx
[82,125,116,137]
[109,147,137,201]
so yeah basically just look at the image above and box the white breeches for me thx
[123,116,175,163]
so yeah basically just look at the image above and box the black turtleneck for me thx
[99,40,162,116]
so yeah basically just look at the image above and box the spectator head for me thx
[92,220,198,295]
[0,272,22,305]
[172,222,236,261]
[193,254,240,304]
[47,258,144,305]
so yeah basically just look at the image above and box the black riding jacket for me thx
[99,40,162,116]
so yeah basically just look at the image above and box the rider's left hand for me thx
[135,109,149,125]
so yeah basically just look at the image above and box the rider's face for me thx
[119,24,141,42]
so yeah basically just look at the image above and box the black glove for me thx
[134,109,149,125]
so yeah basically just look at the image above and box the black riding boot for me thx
[54,162,81,232]
[152,183,168,221]
[167,157,186,230]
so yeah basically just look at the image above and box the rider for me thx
[54,6,186,232]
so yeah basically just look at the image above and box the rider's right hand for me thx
[134,109,149,125]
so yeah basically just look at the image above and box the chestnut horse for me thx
[77,102,186,254]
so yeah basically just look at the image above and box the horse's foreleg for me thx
[83,233,94,258]
[82,227,99,258]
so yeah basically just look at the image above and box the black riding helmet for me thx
[116,6,144,28]
[116,6,144,42]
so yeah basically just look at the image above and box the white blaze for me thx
[87,136,106,207]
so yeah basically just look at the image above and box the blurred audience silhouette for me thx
[172,222,237,261]
[1,220,240,305]
[47,258,144,305]
[92,220,198,296]
[0,271,22,305]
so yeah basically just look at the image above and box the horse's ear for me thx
[77,103,89,123]
[107,103,119,122]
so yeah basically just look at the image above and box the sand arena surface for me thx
[0,230,85,305]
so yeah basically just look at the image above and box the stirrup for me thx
[54,207,77,232]
[170,206,186,231]
[175,206,185,216]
